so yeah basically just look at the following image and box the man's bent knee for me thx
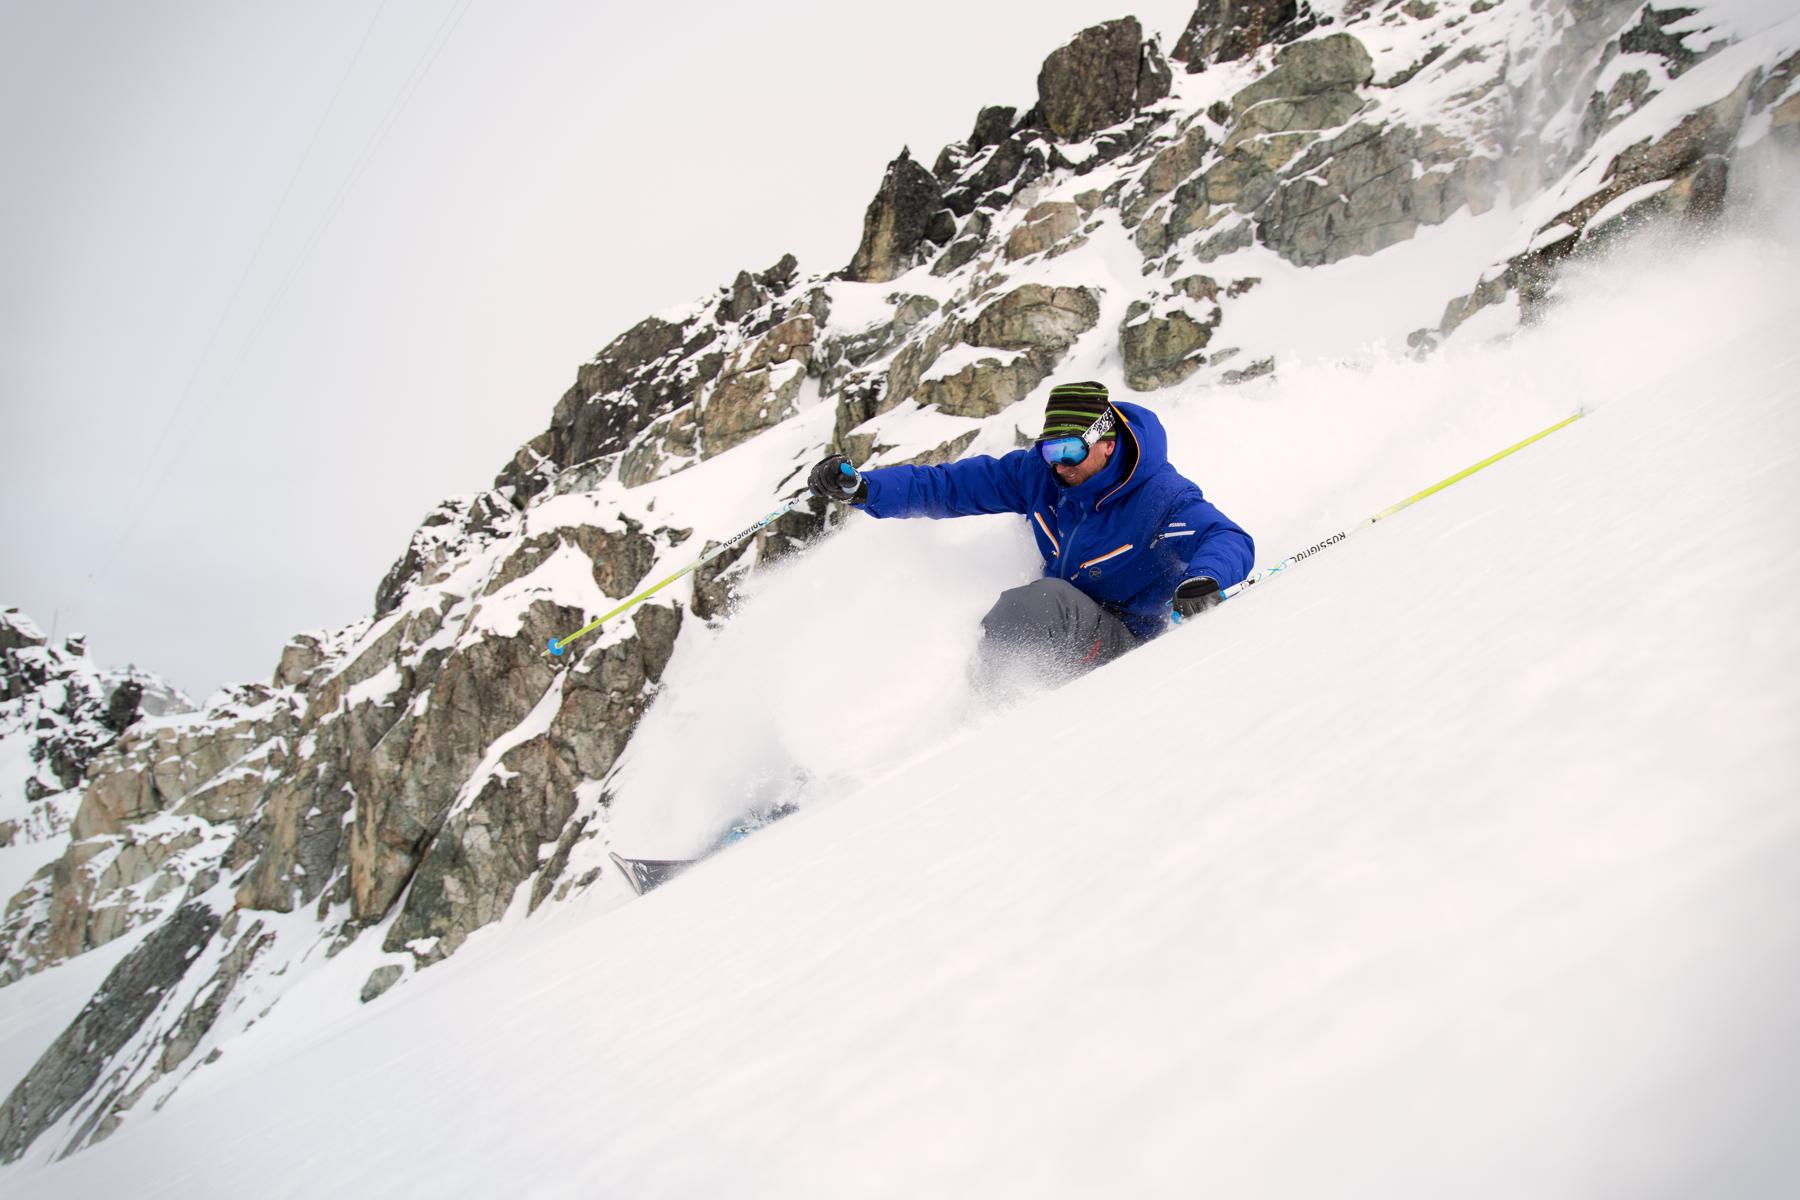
[980,578,1083,643]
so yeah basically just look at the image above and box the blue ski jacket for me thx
[858,400,1254,641]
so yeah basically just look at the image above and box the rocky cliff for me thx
[4,0,1796,1167]
[1,608,189,929]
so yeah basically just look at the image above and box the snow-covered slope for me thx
[4,0,1799,1181]
[10,195,1799,1198]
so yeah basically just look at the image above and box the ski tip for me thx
[607,850,644,895]
[608,850,696,896]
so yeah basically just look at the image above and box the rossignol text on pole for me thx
[544,500,799,657]
[1222,409,1586,602]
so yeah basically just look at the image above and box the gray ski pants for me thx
[979,578,1138,675]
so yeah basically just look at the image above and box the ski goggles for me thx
[1036,407,1115,466]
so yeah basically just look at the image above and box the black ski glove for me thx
[808,454,868,504]
[1172,576,1222,621]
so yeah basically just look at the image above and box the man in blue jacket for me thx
[807,380,1254,675]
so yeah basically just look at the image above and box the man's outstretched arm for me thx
[1168,491,1255,592]
[814,450,1035,520]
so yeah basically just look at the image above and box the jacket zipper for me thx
[1059,504,1090,579]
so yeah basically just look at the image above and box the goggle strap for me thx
[1082,408,1115,445]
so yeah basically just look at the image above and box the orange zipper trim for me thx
[1097,404,1139,509]
[1033,511,1061,556]
[1078,543,1133,570]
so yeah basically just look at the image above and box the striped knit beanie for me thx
[1038,381,1115,441]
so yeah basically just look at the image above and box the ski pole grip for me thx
[838,462,859,482]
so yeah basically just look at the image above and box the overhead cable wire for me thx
[127,0,393,499]
[106,0,478,576]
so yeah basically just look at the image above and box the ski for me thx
[607,851,697,896]
[606,803,800,895]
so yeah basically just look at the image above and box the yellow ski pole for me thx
[545,499,799,658]
[1222,409,1586,602]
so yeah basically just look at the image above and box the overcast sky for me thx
[2,0,1199,698]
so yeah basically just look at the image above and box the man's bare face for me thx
[1052,437,1115,486]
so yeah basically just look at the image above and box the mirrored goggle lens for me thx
[1038,437,1088,466]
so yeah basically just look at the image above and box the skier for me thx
[807,380,1254,677]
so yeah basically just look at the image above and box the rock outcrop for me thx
[1229,31,1373,112]
[1005,201,1086,261]
[1128,31,1474,271]
[1,682,291,984]
[967,285,1100,352]
[1037,18,1172,141]
[1171,0,1312,70]
[0,902,221,1162]
[847,150,946,283]
[1122,306,1218,391]
[1429,43,1793,344]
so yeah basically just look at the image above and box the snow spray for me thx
[1222,410,1587,601]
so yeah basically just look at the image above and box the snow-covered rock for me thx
[1,608,193,974]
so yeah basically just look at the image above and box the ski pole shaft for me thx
[1223,409,1585,601]
[545,499,799,656]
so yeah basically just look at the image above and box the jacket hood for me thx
[1094,400,1167,509]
